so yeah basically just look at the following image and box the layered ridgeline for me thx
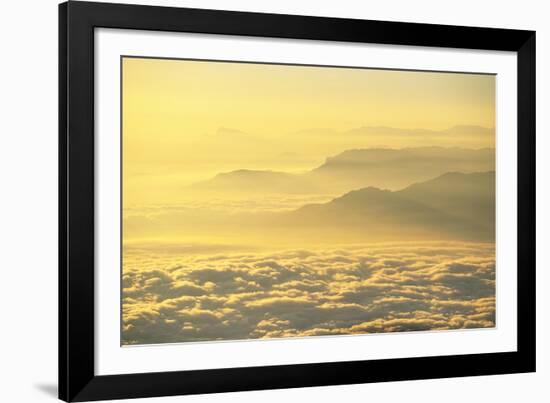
[124,168,495,244]
[190,146,494,194]
[277,171,495,242]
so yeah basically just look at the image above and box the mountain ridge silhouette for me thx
[190,146,495,193]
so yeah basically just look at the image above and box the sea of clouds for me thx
[122,242,495,345]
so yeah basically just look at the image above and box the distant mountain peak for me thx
[190,169,311,194]
[190,147,495,195]
[334,186,391,200]
[214,169,289,178]
[444,125,494,134]
[216,127,248,136]
[282,170,495,242]
[401,170,495,189]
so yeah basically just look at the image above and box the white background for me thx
[0,0,547,402]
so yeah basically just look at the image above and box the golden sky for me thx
[122,57,495,206]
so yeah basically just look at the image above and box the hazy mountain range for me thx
[191,146,495,193]
[127,167,495,243]
[273,171,495,242]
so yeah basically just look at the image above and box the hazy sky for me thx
[122,57,495,205]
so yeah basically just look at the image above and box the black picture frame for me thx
[59,1,536,401]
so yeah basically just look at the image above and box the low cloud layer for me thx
[122,242,495,345]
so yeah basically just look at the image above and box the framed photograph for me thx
[59,1,536,401]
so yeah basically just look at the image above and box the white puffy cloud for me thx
[122,242,495,344]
